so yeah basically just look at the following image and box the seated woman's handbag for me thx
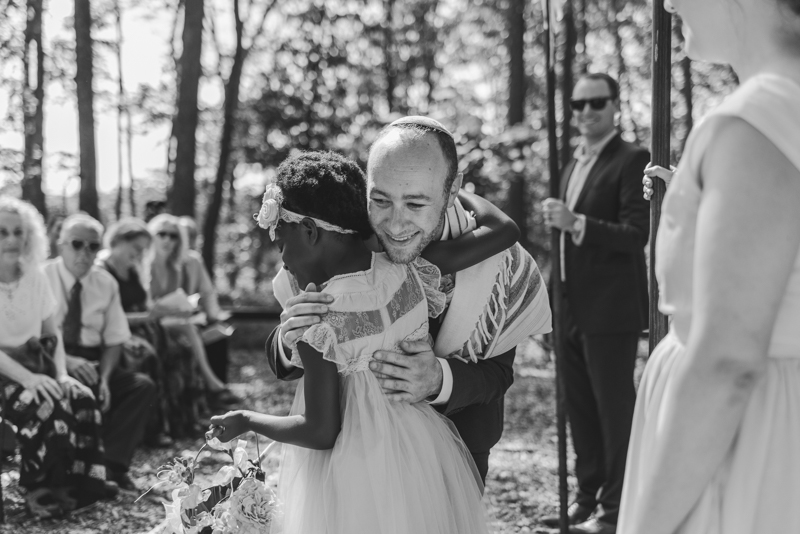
[1,336,58,384]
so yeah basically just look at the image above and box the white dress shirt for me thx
[44,258,131,348]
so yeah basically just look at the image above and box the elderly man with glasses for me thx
[541,73,650,534]
[43,214,156,492]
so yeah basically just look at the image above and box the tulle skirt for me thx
[271,371,489,534]
[619,330,800,534]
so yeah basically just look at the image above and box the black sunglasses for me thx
[70,240,101,253]
[570,97,613,112]
[157,231,179,241]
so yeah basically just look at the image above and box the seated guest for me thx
[44,214,156,491]
[99,218,201,439]
[45,212,65,259]
[0,197,112,517]
[147,214,238,409]
[178,215,230,383]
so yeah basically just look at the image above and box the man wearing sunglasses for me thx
[541,73,650,534]
[43,214,156,492]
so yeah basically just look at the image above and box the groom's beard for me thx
[375,209,447,265]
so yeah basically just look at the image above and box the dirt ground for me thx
[0,330,648,534]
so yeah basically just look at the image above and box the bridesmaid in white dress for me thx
[618,1,800,533]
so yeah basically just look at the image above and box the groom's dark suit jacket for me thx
[266,318,515,463]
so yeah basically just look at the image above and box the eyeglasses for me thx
[70,240,101,253]
[569,97,613,112]
[157,231,179,241]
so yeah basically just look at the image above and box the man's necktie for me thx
[63,280,82,348]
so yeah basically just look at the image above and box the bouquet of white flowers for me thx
[141,430,281,534]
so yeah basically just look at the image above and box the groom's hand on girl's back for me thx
[371,339,443,403]
[279,283,335,347]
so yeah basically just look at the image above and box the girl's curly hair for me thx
[275,151,372,239]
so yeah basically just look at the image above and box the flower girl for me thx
[211,151,523,533]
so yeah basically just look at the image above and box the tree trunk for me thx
[505,0,529,250]
[202,0,245,274]
[507,0,526,126]
[383,0,396,112]
[75,0,99,219]
[115,1,124,220]
[577,0,588,73]
[560,0,576,169]
[608,0,639,141]
[22,0,47,217]
[169,0,205,217]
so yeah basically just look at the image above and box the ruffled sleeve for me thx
[298,321,349,373]
[410,258,446,319]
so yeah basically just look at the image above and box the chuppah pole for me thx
[542,0,569,531]
[649,0,672,352]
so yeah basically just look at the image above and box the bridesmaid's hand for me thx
[643,163,677,200]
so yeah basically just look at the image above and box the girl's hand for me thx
[209,410,251,442]
[643,163,677,200]
[21,372,63,405]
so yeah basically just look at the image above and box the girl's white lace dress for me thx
[270,252,488,534]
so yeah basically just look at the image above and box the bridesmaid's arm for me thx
[627,117,800,534]
[211,341,340,450]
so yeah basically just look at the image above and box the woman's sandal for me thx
[25,487,63,519]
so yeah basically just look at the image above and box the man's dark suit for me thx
[266,315,516,483]
[556,133,649,524]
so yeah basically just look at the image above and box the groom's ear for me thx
[446,172,463,208]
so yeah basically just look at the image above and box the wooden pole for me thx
[649,0,672,352]
[543,0,569,531]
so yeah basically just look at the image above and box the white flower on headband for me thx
[254,181,359,240]
[255,184,283,239]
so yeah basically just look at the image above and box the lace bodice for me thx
[272,253,444,376]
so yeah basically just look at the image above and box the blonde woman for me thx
[147,214,239,408]
[0,197,111,517]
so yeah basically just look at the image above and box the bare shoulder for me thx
[702,116,800,195]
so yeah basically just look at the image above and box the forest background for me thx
[0,0,737,306]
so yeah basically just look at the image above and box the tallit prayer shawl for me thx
[434,200,552,362]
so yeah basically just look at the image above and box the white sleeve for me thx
[426,357,453,405]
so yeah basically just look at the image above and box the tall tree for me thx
[560,0,576,168]
[202,0,275,273]
[576,0,588,72]
[383,0,396,112]
[22,0,47,216]
[75,0,99,219]
[608,0,639,140]
[169,0,205,217]
[115,0,124,220]
[505,0,529,249]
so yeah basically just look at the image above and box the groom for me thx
[265,116,549,483]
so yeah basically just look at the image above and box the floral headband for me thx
[254,183,357,240]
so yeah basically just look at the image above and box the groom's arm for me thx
[438,348,516,416]
[265,287,334,381]
[265,326,304,381]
